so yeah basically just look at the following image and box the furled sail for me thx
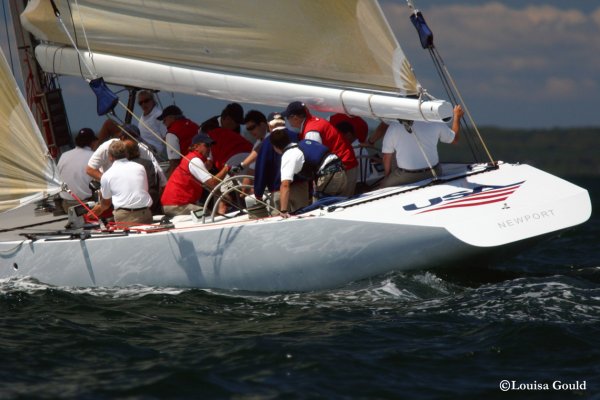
[21,0,453,122]
[0,48,62,213]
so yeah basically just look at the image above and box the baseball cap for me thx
[122,124,140,138]
[157,105,183,120]
[191,133,215,145]
[281,101,306,118]
[221,102,244,124]
[74,128,97,147]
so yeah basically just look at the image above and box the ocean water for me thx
[1,177,598,399]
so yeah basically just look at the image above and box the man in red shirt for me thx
[200,118,253,171]
[282,101,358,197]
[161,133,230,218]
[158,105,200,177]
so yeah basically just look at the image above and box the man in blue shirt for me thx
[252,114,299,214]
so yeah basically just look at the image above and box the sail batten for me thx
[0,48,62,214]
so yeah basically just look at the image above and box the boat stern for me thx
[440,163,591,247]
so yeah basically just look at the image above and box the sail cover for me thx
[21,0,418,95]
[0,48,62,213]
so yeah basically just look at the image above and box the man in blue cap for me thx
[161,133,230,217]
[282,101,358,196]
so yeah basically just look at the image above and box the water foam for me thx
[0,276,186,299]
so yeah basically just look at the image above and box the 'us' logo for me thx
[403,181,524,214]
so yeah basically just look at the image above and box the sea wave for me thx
[2,269,598,325]
[0,276,186,298]
[410,274,600,324]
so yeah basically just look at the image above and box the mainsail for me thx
[21,0,452,122]
[0,48,62,213]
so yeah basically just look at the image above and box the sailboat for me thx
[0,0,591,291]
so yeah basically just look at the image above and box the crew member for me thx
[282,101,358,196]
[88,141,153,225]
[270,129,346,218]
[161,133,230,217]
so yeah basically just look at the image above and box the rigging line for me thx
[416,92,430,122]
[0,217,69,234]
[406,122,438,180]
[0,240,25,254]
[431,47,495,165]
[429,46,483,161]
[366,94,377,120]
[339,90,350,116]
[52,0,96,79]
[427,48,482,161]
[65,0,84,79]
[64,186,99,220]
[1,0,15,76]
[154,90,164,109]
[113,100,276,213]
[114,100,171,159]
[73,0,96,72]
[429,47,481,156]
[105,113,255,219]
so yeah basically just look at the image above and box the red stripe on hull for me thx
[417,196,509,214]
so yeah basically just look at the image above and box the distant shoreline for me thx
[436,126,600,176]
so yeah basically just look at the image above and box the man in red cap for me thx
[282,101,358,196]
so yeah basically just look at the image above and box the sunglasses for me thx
[138,98,152,106]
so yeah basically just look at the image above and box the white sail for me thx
[0,48,62,213]
[21,0,453,122]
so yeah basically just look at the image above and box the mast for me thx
[8,0,73,158]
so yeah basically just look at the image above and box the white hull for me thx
[0,163,591,291]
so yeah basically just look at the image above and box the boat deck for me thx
[0,162,491,243]
[0,204,70,242]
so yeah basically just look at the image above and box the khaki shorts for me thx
[113,207,153,224]
[315,170,347,198]
[163,203,203,218]
[380,164,442,187]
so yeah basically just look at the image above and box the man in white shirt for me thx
[270,129,346,218]
[136,90,167,158]
[57,128,98,213]
[381,105,464,187]
[85,124,167,188]
[88,141,153,225]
